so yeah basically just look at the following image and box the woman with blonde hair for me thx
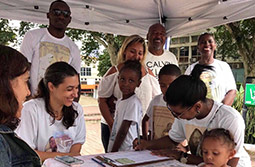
[98,34,161,152]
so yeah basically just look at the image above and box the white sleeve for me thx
[15,102,39,149]
[172,54,179,66]
[145,100,154,131]
[146,100,154,118]
[184,65,192,75]
[223,63,236,92]
[222,116,245,158]
[98,71,118,98]
[149,75,161,97]
[72,103,86,145]
[20,31,34,63]
[70,45,81,73]
[123,99,142,125]
[168,119,186,143]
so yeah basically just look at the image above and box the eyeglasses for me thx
[52,9,71,18]
[167,104,193,119]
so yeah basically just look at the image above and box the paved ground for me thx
[79,95,255,166]
[79,95,104,155]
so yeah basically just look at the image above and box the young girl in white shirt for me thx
[199,128,236,167]
[108,60,143,152]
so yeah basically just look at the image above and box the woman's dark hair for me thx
[0,45,30,130]
[158,64,181,79]
[165,64,213,107]
[202,128,236,150]
[35,61,78,129]
[119,60,142,81]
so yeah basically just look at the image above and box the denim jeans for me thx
[101,123,110,153]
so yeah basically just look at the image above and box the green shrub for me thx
[232,84,255,144]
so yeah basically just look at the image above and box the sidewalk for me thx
[80,95,104,155]
[79,95,255,166]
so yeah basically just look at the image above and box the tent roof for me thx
[1,0,255,37]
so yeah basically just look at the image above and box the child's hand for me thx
[133,138,148,150]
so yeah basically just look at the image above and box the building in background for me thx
[80,61,101,98]
[169,32,244,84]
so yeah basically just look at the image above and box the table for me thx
[43,150,197,167]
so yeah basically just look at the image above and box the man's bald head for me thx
[147,23,166,55]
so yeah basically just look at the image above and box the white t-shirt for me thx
[144,50,178,78]
[108,94,142,152]
[16,98,86,153]
[169,101,251,167]
[198,162,230,167]
[145,94,166,132]
[20,28,81,95]
[185,59,236,103]
[98,66,161,125]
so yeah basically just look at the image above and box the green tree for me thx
[215,18,255,144]
[3,19,125,76]
[67,30,125,73]
[17,21,125,74]
[97,49,112,77]
[0,19,17,45]
[214,18,255,79]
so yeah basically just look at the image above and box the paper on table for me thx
[98,150,170,166]
[139,159,197,167]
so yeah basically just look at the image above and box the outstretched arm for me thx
[134,135,177,151]
[98,98,114,130]
[222,89,236,106]
[36,143,82,162]
[142,115,150,140]
[111,120,132,152]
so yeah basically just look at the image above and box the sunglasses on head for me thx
[52,9,71,18]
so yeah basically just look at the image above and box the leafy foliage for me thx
[245,107,255,144]
[214,26,239,61]
[232,84,244,112]
[18,21,36,37]
[97,49,112,77]
[0,19,17,45]
[214,18,255,78]
[215,19,255,143]
[232,85,255,144]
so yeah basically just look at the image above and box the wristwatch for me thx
[180,152,188,164]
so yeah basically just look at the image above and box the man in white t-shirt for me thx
[20,0,81,97]
[144,23,178,77]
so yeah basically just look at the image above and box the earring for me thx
[195,110,200,117]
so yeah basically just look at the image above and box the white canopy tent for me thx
[0,0,255,37]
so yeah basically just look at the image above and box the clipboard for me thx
[94,150,170,167]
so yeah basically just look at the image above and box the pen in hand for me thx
[91,157,106,167]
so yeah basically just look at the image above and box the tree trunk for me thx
[105,34,118,66]
[92,34,118,66]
